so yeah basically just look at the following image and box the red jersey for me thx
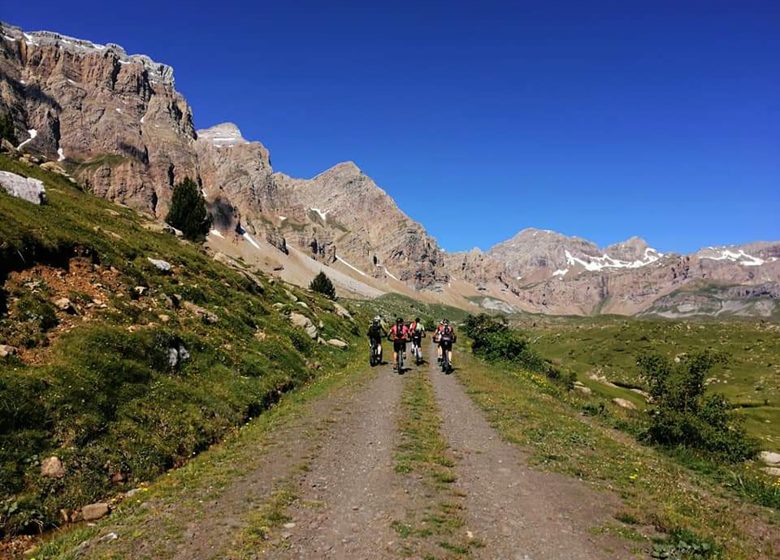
[390,324,409,341]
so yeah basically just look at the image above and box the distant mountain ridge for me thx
[1,21,778,318]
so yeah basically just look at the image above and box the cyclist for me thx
[409,317,426,364]
[438,319,456,372]
[366,316,386,366]
[388,317,409,372]
[433,320,445,363]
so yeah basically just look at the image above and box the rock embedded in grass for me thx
[81,502,110,521]
[759,451,780,466]
[41,456,66,478]
[147,258,173,273]
[612,398,638,411]
[289,312,318,339]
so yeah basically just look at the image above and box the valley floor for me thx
[30,346,778,560]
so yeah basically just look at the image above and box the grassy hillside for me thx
[0,154,364,537]
[455,351,780,559]
[511,315,780,446]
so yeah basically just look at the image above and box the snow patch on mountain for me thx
[565,247,662,271]
[699,249,766,267]
[17,129,37,150]
[311,208,327,222]
[242,232,261,250]
[336,254,368,277]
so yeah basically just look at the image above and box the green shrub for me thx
[638,352,757,462]
[463,314,571,387]
[165,177,211,241]
[309,271,336,300]
[652,528,721,559]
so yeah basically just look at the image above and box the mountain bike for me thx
[440,342,453,374]
[411,337,424,365]
[369,339,382,366]
[395,342,405,373]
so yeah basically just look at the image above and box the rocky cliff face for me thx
[1,22,448,289]
[0,22,198,216]
[274,162,449,289]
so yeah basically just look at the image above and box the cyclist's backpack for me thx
[368,323,381,338]
[440,325,453,342]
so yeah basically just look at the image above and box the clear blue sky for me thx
[6,1,779,253]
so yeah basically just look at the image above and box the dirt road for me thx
[53,348,635,559]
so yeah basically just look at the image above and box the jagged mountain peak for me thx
[313,161,363,181]
[196,123,249,147]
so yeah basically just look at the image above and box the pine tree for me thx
[309,271,336,299]
[166,177,211,241]
[0,113,18,146]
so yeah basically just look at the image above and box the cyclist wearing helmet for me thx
[366,316,387,366]
[433,319,446,363]
[437,319,456,371]
[409,317,426,364]
[388,317,409,372]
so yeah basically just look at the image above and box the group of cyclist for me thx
[366,315,457,373]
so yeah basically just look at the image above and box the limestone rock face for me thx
[0,22,198,216]
[274,162,449,289]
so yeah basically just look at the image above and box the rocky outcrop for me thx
[0,22,198,216]
[274,162,449,289]
[0,170,46,204]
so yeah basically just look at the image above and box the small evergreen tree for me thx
[0,113,18,146]
[310,271,336,299]
[166,177,211,241]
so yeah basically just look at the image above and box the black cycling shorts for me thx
[439,340,453,352]
[393,340,407,352]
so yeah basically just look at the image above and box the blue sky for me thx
[6,0,779,253]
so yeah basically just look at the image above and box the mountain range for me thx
[1,21,778,318]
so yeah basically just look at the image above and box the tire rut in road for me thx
[427,347,634,560]
[261,365,407,559]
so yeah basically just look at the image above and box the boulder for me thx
[0,344,18,358]
[0,138,15,153]
[759,451,780,466]
[289,312,318,339]
[612,398,637,411]
[761,467,780,477]
[54,297,75,312]
[0,170,46,204]
[333,302,353,320]
[574,385,592,396]
[326,338,349,349]
[183,301,218,324]
[40,456,65,479]
[167,344,190,369]
[81,502,110,521]
[40,161,67,175]
[147,258,173,273]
